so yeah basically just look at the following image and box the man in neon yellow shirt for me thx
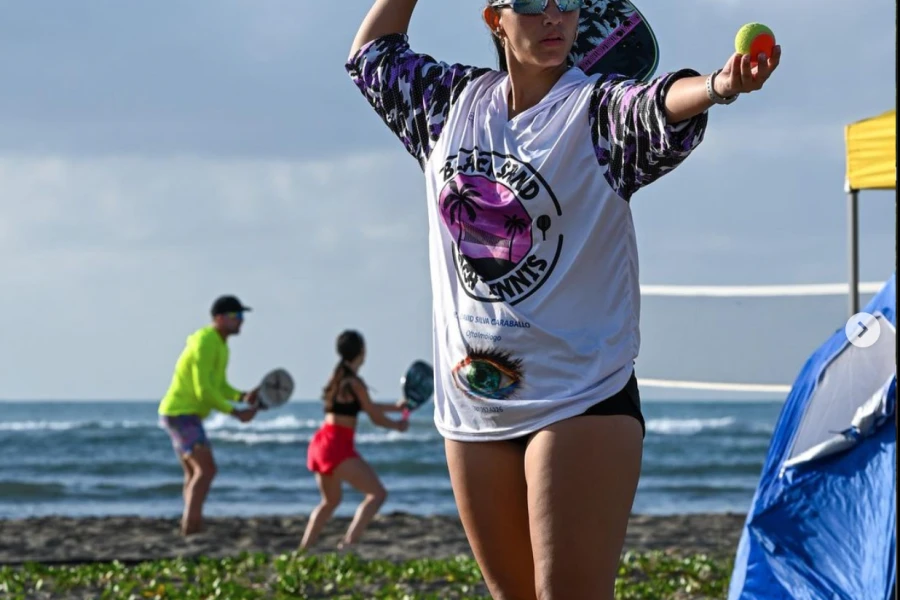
[159,295,259,536]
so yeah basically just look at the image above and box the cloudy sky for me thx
[0,0,894,402]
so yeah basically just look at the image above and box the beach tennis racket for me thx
[255,368,294,410]
[570,0,659,82]
[400,360,434,421]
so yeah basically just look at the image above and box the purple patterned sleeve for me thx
[589,69,708,201]
[346,34,490,169]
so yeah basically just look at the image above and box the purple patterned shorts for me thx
[159,415,209,455]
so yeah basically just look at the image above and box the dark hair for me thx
[322,330,366,409]
[492,34,508,72]
[486,4,509,72]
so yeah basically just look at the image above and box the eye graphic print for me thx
[452,348,524,400]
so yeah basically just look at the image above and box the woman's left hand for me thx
[714,45,781,98]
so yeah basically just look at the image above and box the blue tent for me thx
[728,274,897,600]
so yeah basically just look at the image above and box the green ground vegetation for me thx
[0,550,734,599]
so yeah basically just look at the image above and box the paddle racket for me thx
[400,360,434,421]
[255,368,294,410]
[570,0,659,82]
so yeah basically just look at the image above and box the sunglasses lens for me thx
[511,0,546,14]
[509,0,581,14]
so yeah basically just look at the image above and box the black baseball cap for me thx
[210,295,252,316]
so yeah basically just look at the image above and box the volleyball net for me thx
[635,280,884,393]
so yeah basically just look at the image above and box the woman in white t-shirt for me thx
[346,1,780,597]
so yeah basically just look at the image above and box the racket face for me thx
[401,361,434,410]
[258,368,294,410]
[569,0,659,82]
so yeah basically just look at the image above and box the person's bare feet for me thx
[180,521,204,536]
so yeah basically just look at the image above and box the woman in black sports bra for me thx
[300,330,409,551]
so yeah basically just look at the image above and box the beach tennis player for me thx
[158,295,260,536]
[300,330,409,551]
[345,1,781,597]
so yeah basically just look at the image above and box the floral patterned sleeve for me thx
[589,69,709,201]
[346,33,491,169]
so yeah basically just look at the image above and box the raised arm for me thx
[349,379,407,432]
[590,69,709,202]
[663,48,781,124]
[350,0,419,58]
[589,47,781,202]
[345,3,489,169]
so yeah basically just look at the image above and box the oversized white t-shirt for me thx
[347,34,707,441]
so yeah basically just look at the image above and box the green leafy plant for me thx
[0,550,734,599]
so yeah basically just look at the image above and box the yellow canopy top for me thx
[844,109,896,191]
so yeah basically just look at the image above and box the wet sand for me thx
[0,512,745,565]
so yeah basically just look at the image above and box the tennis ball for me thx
[735,22,775,65]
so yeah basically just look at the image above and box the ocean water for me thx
[0,400,783,519]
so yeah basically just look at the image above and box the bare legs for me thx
[300,473,343,549]
[446,415,643,600]
[300,457,388,550]
[525,416,643,599]
[179,444,217,536]
[336,458,388,547]
[178,454,193,506]
[445,439,536,600]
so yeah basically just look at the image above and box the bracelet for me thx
[706,69,738,105]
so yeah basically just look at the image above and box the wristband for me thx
[706,69,738,105]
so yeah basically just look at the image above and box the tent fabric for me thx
[783,313,896,470]
[844,109,896,191]
[728,274,897,600]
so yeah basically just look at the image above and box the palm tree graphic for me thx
[442,181,482,247]
[504,214,529,263]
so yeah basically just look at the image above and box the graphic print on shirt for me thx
[438,148,562,306]
[450,342,525,403]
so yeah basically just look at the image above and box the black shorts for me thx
[510,371,645,446]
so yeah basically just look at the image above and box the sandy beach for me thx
[0,511,745,566]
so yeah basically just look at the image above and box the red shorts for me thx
[307,423,359,476]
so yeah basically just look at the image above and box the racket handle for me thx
[402,408,410,421]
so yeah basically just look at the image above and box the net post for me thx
[847,188,860,316]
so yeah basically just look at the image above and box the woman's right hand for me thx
[396,419,409,433]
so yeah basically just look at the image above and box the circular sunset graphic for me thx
[438,175,533,281]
